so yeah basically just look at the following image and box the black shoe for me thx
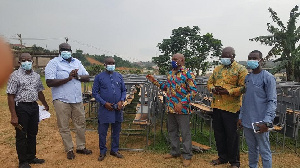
[76,148,92,155]
[28,158,45,164]
[98,154,106,161]
[19,162,31,168]
[110,151,124,158]
[67,151,75,160]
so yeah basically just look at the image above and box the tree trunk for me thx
[286,61,295,81]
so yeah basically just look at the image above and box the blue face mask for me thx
[60,51,72,60]
[247,60,260,69]
[171,61,178,69]
[220,58,232,66]
[21,61,32,70]
[106,65,115,71]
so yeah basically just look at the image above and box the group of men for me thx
[7,43,277,168]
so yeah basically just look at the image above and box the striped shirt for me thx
[152,66,197,114]
[6,68,44,103]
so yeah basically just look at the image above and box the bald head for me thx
[104,57,115,65]
[59,43,71,52]
[222,47,235,57]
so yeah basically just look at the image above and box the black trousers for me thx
[212,108,240,167]
[15,102,39,164]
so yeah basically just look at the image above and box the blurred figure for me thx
[147,53,197,167]
[45,43,92,160]
[7,53,49,168]
[0,38,13,87]
[238,50,277,168]
[92,57,126,161]
[207,47,248,168]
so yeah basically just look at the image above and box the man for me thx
[207,47,248,168]
[45,43,92,160]
[7,53,49,168]
[92,57,126,161]
[237,50,277,168]
[147,53,197,167]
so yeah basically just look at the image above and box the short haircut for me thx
[250,50,263,59]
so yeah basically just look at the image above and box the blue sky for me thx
[1,0,299,62]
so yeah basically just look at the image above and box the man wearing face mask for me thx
[237,50,276,168]
[7,53,49,168]
[207,47,248,168]
[45,43,92,160]
[92,57,126,161]
[147,53,197,167]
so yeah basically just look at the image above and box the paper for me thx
[39,105,51,122]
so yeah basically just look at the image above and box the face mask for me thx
[106,65,115,71]
[247,60,260,69]
[21,61,32,70]
[220,58,232,66]
[171,61,178,69]
[60,51,72,60]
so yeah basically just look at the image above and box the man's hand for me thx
[257,123,268,133]
[104,102,114,111]
[69,69,78,80]
[117,101,123,111]
[11,115,18,127]
[146,74,155,83]
[44,104,49,111]
[237,119,243,129]
[174,102,183,113]
[213,86,229,95]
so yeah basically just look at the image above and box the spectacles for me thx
[20,60,33,62]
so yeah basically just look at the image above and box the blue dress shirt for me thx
[45,56,89,103]
[92,71,126,124]
[239,70,277,128]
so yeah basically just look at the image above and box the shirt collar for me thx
[222,61,236,68]
[18,67,33,75]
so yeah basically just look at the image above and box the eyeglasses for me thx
[20,60,33,62]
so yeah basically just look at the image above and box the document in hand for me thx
[39,105,51,122]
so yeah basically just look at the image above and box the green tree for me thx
[153,26,222,75]
[250,5,300,81]
[72,49,91,67]
[86,64,105,76]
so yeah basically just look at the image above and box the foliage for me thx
[86,64,105,76]
[89,54,142,69]
[250,5,300,81]
[72,49,91,67]
[153,26,222,75]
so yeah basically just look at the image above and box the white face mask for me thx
[60,51,72,60]
[106,65,115,71]
[220,58,231,65]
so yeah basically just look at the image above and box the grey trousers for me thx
[167,113,192,160]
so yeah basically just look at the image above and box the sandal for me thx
[211,159,227,166]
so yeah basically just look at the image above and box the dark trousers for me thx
[98,122,121,154]
[15,102,39,164]
[212,108,240,167]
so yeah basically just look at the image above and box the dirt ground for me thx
[1,85,300,168]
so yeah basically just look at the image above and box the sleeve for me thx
[263,74,277,123]
[79,62,89,75]
[92,75,106,105]
[227,66,248,96]
[207,69,215,92]
[45,60,57,79]
[6,72,18,94]
[181,71,197,105]
[36,74,45,92]
[239,76,247,120]
[120,74,127,101]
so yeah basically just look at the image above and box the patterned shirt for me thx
[207,61,248,113]
[152,66,197,114]
[6,68,44,103]
[45,56,89,103]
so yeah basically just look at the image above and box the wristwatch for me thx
[264,122,273,128]
[77,75,81,80]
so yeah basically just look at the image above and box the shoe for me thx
[163,154,180,159]
[110,151,124,158]
[76,148,92,155]
[19,162,31,168]
[230,165,240,168]
[67,151,75,160]
[183,159,191,167]
[211,159,227,166]
[28,158,45,164]
[98,154,106,161]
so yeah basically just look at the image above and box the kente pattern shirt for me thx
[6,68,44,103]
[152,66,197,114]
[207,61,248,113]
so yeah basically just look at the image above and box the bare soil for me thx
[1,86,300,168]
